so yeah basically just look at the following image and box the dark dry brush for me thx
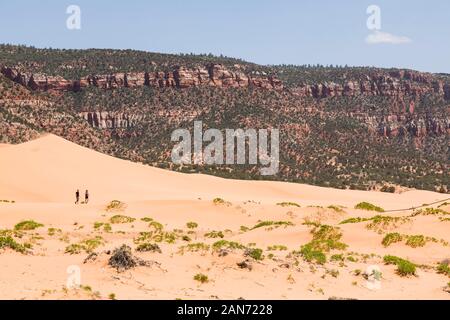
[108,244,160,272]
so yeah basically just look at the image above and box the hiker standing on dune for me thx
[75,189,80,204]
[85,190,89,204]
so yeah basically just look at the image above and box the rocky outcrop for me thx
[353,113,450,138]
[1,64,284,92]
[291,75,449,99]
[79,111,144,129]
[2,65,448,101]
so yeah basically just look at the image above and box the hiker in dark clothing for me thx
[75,189,80,204]
[85,190,89,204]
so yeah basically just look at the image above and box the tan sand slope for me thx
[0,134,449,300]
[0,134,446,208]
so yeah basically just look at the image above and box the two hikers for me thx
[75,189,89,204]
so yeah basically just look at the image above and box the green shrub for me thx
[405,235,426,248]
[339,217,369,224]
[81,237,104,252]
[382,233,403,247]
[310,225,348,251]
[204,230,224,238]
[179,242,210,254]
[437,263,450,277]
[267,245,288,251]
[354,202,384,212]
[93,222,112,232]
[245,248,264,261]
[366,215,409,232]
[383,255,416,276]
[212,240,245,251]
[330,254,344,261]
[193,273,209,283]
[65,236,104,254]
[105,200,126,211]
[14,220,44,231]
[251,221,294,230]
[149,221,164,232]
[299,243,326,264]
[0,235,27,253]
[110,215,135,224]
[396,260,417,276]
[47,228,62,236]
[213,198,225,205]
[413,208,449,216]
[277,202,300,207]
[65,243,84,254]
[186,222,198,229]
[136,242,161,253]
[327,205,344,212]
[240,226,249,232]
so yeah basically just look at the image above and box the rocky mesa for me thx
[0,63,284,92]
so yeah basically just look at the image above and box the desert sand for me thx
[0,134,449,300]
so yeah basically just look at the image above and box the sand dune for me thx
[0,134,445,208]
[0,134,449,300]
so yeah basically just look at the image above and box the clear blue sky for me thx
[1,0,449,73]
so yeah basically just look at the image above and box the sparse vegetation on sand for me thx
[383,255,416,276]
[0,235,29,253]
[134,229,177,244]
[109,215,135,224]
[65,236,104,254]
[193,273,209,283]
[251,220,294,230]
[93,222,112,232]
[411,208,449,217]
[366,215,410,233]
[381,232,447,248]
[213,197,231,206]
[0,199,15,203]
[47,227,62,236]
[276,202,300,208]
[186,222,198,229]
[105,200,126,212]
[381,233,403,247]
[135,242,162,253]
[298,225,347,264]
[148,221,164,232]
[354,202,385,212]
[327,205,345,213]
[437,262,450,277]
[267,245,288,251]
[14,220,44,231]
[405,235,427,248]
[178,242,210,254]
[299,243,327,264]
[339,217,371,224]
[212,240,245,251]
[204,230,224,238]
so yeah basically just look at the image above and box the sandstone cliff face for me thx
[2,64,448,101]
[1,64,284,92]
[290,73,450,99]
[355,113,450,138]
